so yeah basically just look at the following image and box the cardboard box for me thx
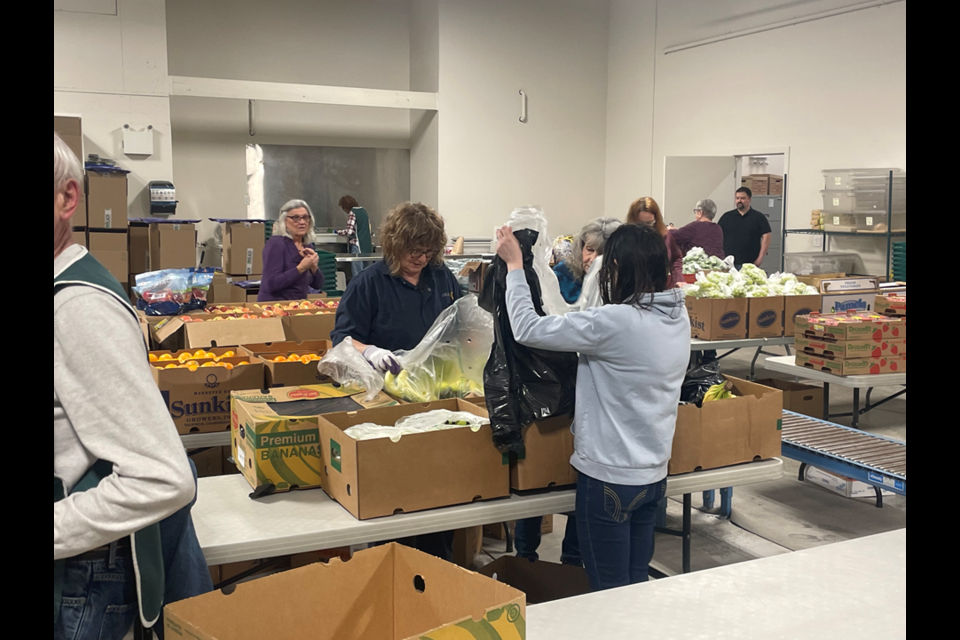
[479,556,590,605]
[128,222,151,276]
[875,294,906,317]
[86,171,128,229]
[511,415,577,491]
[164,543,527,640]
[255,299,341,342]
[741,175,769,196]
[87,231,129,284]
[319,399,511,519]
[240,339,334,387]
[452,526,484,569]
[685,297,749,341]
[191,447,224,478]
[747,296,784,338]
[795,352,906,376]
[459,261,489,294]
[783,294,822,335]
[150,220,198,270]
[753,379,823,418]
[819,276,879,314]
[767,175,784,196]
[797,273,845,290]
[670,376,782,475]
[71,229,87,248]
[153,314,286,349]
[794,313,906,341]
[151,350,265,434]
[795,336,906,359]
[54,115,83,161]
[231,385,398,494]
[804,466,894,499]
[221,221,265,275]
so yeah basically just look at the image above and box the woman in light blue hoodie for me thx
[495,222,691,592]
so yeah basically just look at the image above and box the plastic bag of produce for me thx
[680,360,725,408]
[316,337,385,401]
[480,224,578,455]
[133,268,215,316]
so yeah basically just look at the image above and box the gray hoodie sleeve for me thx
[54,289,194,560]
[505,269,603,354]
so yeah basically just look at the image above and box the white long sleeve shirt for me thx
[54,245,194,560]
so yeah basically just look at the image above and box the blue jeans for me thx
[514,514,581,566]
[55,546,137,640]
[576,472,667,592]
[349,243,365,279]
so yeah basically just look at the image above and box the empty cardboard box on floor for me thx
[232,385,398,494]
[86,171,128,229]
[512,415,577,491]
[479,556,591,605]
[221,221,265,275]
[150,220,198,270]
[753,379,823,418]
[685,297,749,340]
[164,543,526,640]
[747,296,784,338]
[240,339,334,387]
[319,399,510,520]
[670,376,782,474]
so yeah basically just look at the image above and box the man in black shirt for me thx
[717,187,772,269]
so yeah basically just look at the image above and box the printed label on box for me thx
[105,209,113,228]
[245,248,254,274]
[834,177,842,186]
[832,198,840,208]
[833,215,840,225]
[237,446,245,468]
[866,216,874,226]
[174,223,181,231]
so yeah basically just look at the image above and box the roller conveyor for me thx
[780,410,906,508]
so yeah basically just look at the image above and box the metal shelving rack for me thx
[782,171,906,278]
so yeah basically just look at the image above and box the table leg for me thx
[852,388,860,429]
[873,486,884,509]
[719,487,733,519]
[823,383,831,420]
[702,490,715,510]
[503,522,514,553]
[798,462,808,482]
[749,347,763,380]
[682,494,692,574]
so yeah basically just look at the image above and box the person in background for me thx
[626,197,683,287]
[553,217,623,304]
[337,195,374,279]
[259,200,325,302]
[495,223,690,592]
[717,187,772,269]
[668,199,725,258]
[332,202,461,560]
[54,132,209,640]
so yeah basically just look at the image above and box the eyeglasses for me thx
[287,215,311,223]
[408,249,438,259]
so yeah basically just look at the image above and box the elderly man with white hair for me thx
[54,132,209,639]
[668,198,725,259]
[259,198,326,301]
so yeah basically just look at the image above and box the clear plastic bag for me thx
[133,268,215,316]
[316,337,384,401]
[507,207,576,316]
[577,254,604,311]
[343,410,488,442]
[384,295,493,402]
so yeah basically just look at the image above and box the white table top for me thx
[690,336,794,351]
[527,528,906,640]
[194,459,782,565]
[765,355,907,388]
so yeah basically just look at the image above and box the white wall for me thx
[437,0,610,239]
[54,0,173,218]
[605,0,907,274]
[409,0,440,208]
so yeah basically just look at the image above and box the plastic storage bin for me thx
[783,251,866,276]
[823,212,906,233]
[821,188,905,213]
[822,169,906,190]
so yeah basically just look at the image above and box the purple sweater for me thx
[258,236,324,302]
[670,221,725,259]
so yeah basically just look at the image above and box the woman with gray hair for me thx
[668,198,725,258]
[553,217,623,304]
[258,199,325,301]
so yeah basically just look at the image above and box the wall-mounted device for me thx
[149,180,177,215]
[123,124,154,156]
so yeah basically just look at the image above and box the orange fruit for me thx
[178,353,192,363]
[186,364,199,372]
[148,353,159,363]
[221,362,235,371]
[158,353,174,361]
[193,350,206,358]
[236,361,249,366]
[201,362,218,368]
[272,355,287,362]
[287,355,303,362]
[164,363,178,369]
[223,350,236,358]
[185,360,200,367]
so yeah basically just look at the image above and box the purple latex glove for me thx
[362,346,403,375]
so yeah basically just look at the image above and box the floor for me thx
[471,346,907,575]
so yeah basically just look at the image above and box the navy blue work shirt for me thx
[331,260,462,352]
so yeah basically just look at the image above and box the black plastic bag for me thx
[479,228,578,454]
[680,360,724,408]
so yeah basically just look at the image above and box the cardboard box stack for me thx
[88,230,129,290]
[793,311,906,375]
[55,115,87,229]
[217,219,266,278]
[740,174,783,196]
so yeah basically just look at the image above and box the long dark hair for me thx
[599,224,670,307]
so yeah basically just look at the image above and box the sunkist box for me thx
[164,543,527,640]
[86,170,128,229]
[240,339,334,387]
[670,376,782,474]
[319,399,510,519]
[783,294,822,335]
[231,385,398,495]
[150,219,198,270]
[219,220,265,275]
[685,297,748,340]
[151,349,265,435]
[747,296,784,338]
[87,231,129,286]
[795,352,906,376]
[795,335,906,359]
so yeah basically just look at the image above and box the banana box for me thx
[231,385,397,496]
[164,543,526,640]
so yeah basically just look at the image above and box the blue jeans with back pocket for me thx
[576,472,667,592]
[54,547,137,640]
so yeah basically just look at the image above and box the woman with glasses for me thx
[331,201,462,560]
[667,199,725,259]
[258,199,325,302]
